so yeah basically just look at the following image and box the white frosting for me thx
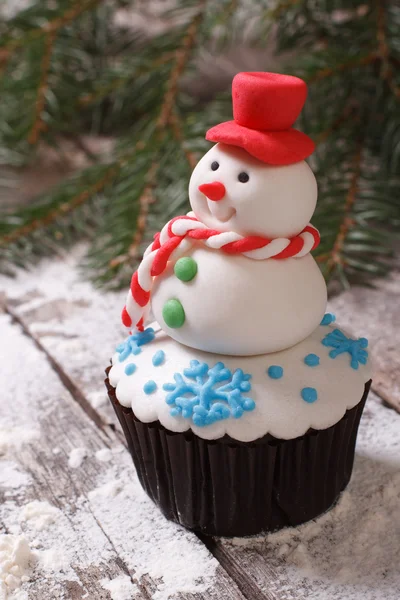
[188,144,318,238]
[109,323,371,442]
[151,247,327,355]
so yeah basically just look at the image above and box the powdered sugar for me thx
[95,448,113,463]
[1,246,125,424]
[68,447,87,469]
[0,429,39,457]
[85,452,219,600]
[0,463,30,491]
[100,575,140,600]
[0,535,35,599]
[1,458,219,599]
[19,501,60,532]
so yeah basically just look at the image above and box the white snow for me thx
[100,575,140,600]
[68,447,87,469]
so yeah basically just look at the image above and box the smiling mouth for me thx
[207,200,236,223]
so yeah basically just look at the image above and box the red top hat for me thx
[206,72,315,165]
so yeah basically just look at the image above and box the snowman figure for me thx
[123,72,327,356]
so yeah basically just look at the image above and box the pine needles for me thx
[0,0,399,290]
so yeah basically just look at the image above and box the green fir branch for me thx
[0,0,399,289]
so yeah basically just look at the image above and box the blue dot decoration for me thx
[152,350,165,367]
[301,387,318,403]
[143,380,157,395]
[320,313,336,326]
[304,353,320,367]
[267,366,283,379]
[125,363,136,376]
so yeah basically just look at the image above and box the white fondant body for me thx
[149,142,327,355]
[151,246,327,355]
[109,323,371,442]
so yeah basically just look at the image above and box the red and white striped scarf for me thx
[122,213,320,330]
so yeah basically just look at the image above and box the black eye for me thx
[211,161,219,171]
[238,171,249,183]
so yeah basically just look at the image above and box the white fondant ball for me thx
[151,247,327,356]
[189,143,318,238]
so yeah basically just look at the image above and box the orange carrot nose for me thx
[198,181,226,201]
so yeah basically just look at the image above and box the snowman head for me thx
[189,143,317,238]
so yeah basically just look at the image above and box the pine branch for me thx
[376,0,400,98]
[157,6,204,130]
[110,167,157,269]
[1,0,102,53]
[307,53,379,84]
[169,110,198,170]
[1,0,399,290]
[323,142,364,277]
[106,2,206,270]
[77,53,176,108]
[269,0,303,20]
[314,103,358,147]
[28,30,57,145]
[0,163,119,247]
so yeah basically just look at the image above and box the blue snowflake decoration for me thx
[322,329,368,370]
[116,327,155,362]
[163,360,255,427]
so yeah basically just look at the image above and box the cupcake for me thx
[106,72,371,537]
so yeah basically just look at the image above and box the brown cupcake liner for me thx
[106,371,371,537]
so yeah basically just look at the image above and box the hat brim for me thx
[206,121,315,165]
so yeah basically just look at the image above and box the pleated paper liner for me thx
[105,370,371,537]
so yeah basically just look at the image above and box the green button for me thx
[162,298,185,328]
[174,257,198,282]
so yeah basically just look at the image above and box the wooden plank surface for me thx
[0,311,145,600]
[0,261,245,599]
[1,246,399,600]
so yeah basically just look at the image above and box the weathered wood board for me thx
[1,246,399,600]
[0,298,244,598]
